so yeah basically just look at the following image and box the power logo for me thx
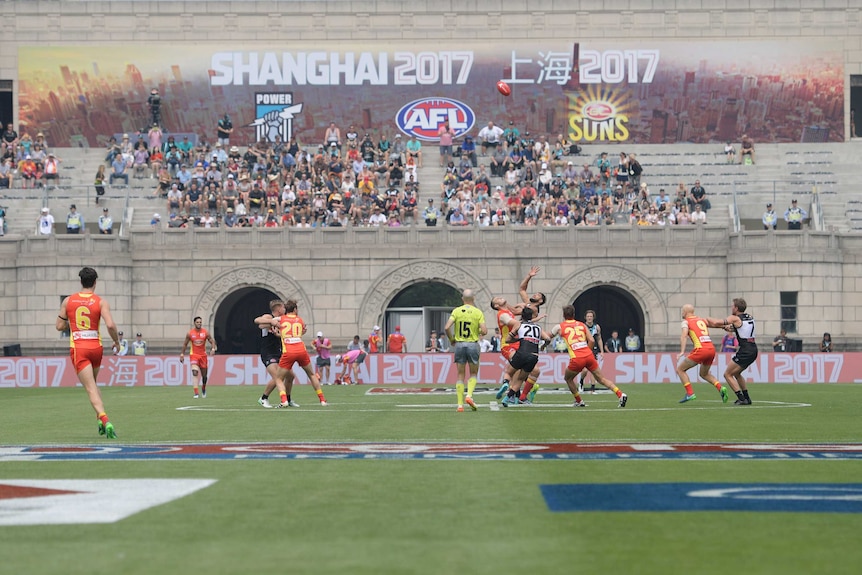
[250,93,303,143]
[396,98,475,142]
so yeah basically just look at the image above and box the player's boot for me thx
[495,381,509,400]
[456,405,464,412]
[720,386,729,403]
[105,422,117,439]
[572,400,587,407]
[193,394,200,399]
[619,393,628,408]
[679,393,697,403]
[287,400,300,407]
[527,384,540,403]
[259,398,273,408]
[465,396,477,411]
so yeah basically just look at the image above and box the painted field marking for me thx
[176,399,811,413]
[4,443,861,462]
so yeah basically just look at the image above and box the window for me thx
[780,291,797,333]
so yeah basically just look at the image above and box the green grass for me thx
[1,383,861,575]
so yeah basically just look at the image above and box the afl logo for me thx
[396,98,475,142]
[582,101,615,122]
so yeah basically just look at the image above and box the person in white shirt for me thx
[477,121,504,156]
[690,204,707,224]
[368,206,387,227]
[37,207,54,235]
[200,211,216,228]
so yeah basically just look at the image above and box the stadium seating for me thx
[1,141,858,235]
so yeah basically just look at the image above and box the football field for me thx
[1,383,861,575]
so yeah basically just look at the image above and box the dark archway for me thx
[214,287,279,354]
[573,286,645,350]
[385,281,462,353]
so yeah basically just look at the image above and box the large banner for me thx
[1,353,859,388]
[18,40,843,147]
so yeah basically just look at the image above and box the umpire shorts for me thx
[453,341,480,364]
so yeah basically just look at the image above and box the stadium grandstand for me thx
[1,0,861,355]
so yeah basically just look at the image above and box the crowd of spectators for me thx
[1,117,722,230]
[1,122,60,190]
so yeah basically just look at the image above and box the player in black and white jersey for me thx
[254,299,298,408]
[709,297,757,405]
[501,306,552,406]
[578,309,604,393]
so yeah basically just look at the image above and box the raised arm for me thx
[518,266,540,304]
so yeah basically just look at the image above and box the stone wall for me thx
[3,225,862,354]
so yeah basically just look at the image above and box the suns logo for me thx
[396,98,475,142]
[567,87,630,142]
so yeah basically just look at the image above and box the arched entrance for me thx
[214,287,280,354]
[573,286,644,350]
[386,281,462,353]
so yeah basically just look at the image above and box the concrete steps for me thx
[3,142,859,234]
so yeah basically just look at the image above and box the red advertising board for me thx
[1,353,859,388]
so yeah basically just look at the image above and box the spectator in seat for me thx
[724,141,736,164]
[460,135,477,167]
[690,204,707,224]
[110,153,129,185]
[43,153,61,185]
[478,121,504,156]
[739,134,755,164]
[0,157,13,189]
[688,180,710,212]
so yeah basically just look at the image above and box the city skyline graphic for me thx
[17,40,844,148]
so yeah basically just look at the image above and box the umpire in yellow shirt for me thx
[445,289,487,412]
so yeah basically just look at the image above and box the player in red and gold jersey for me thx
[676,304,729,404]
[269,298,328,406]
[489,265,549,404]
[552,305,627,408]
[180,316,216,398]
[56,267,121,438]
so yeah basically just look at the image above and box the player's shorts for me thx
[316,355,331,367]
[567,354,598,374]
[687,346,716,366]
[190,353,208,371]
[70,346,103,373]
[500,344,518,361]
[453,341,480,364]
[509,350,538,374]
[260,354,280,367]
[354,351,367,364]
[732,344,758,370]
[279,348,311,370]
